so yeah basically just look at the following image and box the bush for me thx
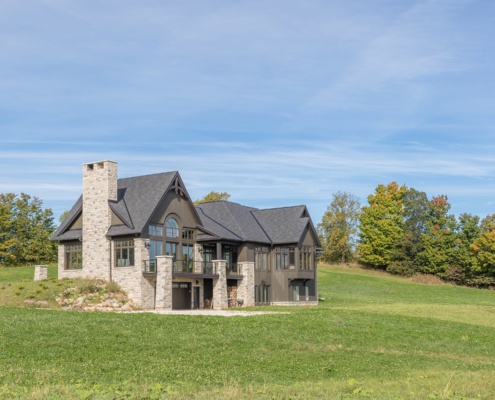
[410,274,444,286]
[105,281,121,293]
[386,262,415,277]
[440,265,466,285]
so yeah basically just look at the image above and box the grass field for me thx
[0,264,494,399]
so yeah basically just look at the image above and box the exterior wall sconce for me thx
[198,245,204,254]
[144,240,151,250]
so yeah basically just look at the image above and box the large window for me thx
[115,240,135,267]
[166,218,179,238]
[255,246,269,270]
[149,239,163,270]
[203,246,215,274]
[65,244,82,270]
[300,246,312,270]
[166,242,177,261]
[275,247,295,269]
[182,244,194,272]
[291,285,300,301]
[182,229,194,240]
[255,284,270,304]
[149,224,163,236]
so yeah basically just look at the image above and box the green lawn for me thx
[0,264,494,399]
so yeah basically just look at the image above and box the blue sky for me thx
[1,0,495,224]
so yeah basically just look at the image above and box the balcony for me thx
[226,263,242,276]
[143,260,156,274]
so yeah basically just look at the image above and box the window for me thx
[291,285,300,301]
[148,239,163,270]
[255,284,270,304]
[300,246,312,270]
[166,218,179,238]
[182,244,194,272]
[65,244,82,270]
[255,246,269,270]
[203,246,215,274]
[181,229,194,240]
[166,242,177,261]
[275,247,295,269]
[149,224,163,236]
[115,240,135,267]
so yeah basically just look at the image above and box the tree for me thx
[193,191,231,205]
[357,182,407,268]
[416,195,458,275]
[469,213,495,285]
[318,191,360,263]
[0,193,57,266]
[59,210,70,223]
[389,188,430,275]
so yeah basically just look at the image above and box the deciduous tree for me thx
[318,191,360,263]
[0,193,56,266]
[193,191,231,205]
[357,182,407,268]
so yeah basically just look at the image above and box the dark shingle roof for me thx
[252,206,310,244]
[195,201,271,243]
[52,171,177,240]
[51,196,83,240]
[106,172,177,236]
[52,170,319,247]
[195,201,319,246]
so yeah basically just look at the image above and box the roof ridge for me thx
[253,205,306,212]
[197,207,243,240]
[250,210,273,244]
[221,202,249,239]
[118,171,177,182]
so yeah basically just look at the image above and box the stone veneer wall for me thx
[155,255,173,309]
[111,238,147,308]
[237,261,255,306]
[34,265,48,281]
[81,161,117,280]
[212,260,228,309]
[58,244,84,279]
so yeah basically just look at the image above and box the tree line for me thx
[318,183,495,288]
[0,193,57,267]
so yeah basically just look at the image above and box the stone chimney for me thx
[82,160,117,279]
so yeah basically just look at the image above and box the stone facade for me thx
[54,159,319,311]
[34,265,48,281]
[111,238,147,307]
[81,161,117,280]
[237,262,255,307]
[155,255,173,309]
[213,260,228,309]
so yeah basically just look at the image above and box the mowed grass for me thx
[0,265,494,399]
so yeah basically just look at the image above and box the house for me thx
[51,160,321,310]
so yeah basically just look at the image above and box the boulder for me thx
[35,300,49,308]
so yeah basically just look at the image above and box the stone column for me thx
[194,244,204,274]
[155,255,173,310]
[34,265,48,281]
[212,259,228,309]
[237,262,255,307]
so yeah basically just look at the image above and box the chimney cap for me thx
[82,160,117,166]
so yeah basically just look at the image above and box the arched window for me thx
[166,217,179,238]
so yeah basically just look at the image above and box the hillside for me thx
[0,264,494,399]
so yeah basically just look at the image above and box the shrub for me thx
[386,262,415,277]
[105,281,121,293]
[410,274,444,286]
[440,265,466,285]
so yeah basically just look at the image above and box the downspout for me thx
[108,236,113,282]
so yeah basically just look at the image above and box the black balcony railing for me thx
[143,260,156,273]
[226,263,242,275]
[173,259,194,273]
[203,262,216,275]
